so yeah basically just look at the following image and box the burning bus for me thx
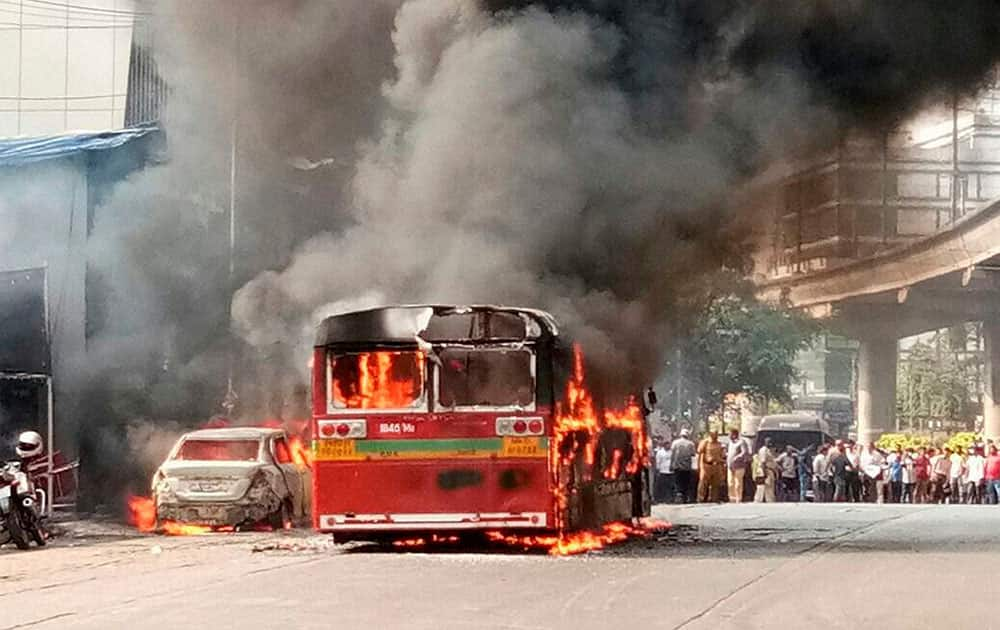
[310,305,651,544]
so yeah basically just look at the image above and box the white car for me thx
[152,427,311,529]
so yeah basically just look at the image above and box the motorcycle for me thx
[0,461,47,550]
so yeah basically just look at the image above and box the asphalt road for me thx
[3,503,1000,629]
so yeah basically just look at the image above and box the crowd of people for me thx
[653,429,1000,505]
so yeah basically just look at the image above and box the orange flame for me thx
[603,449,623,479]
[603,398,649,475]
[289,435,313,467]
[550,345,652,530]
[486,519,670,556]
[127,495,157,533]
[334,351,424,409]
[550,345,602,530]
[128,495,254,536]
[161,522,213,536]
[390,534,460,549]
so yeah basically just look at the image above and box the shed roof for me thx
[0,126,156,167]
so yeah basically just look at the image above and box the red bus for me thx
[310,305,651,541]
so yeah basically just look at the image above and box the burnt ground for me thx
[2,503,1000,629]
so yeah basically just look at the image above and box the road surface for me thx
[2,503,999,629]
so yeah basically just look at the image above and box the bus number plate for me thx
[315,440,358,460]
[502,437,544,458]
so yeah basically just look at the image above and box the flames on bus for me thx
[331,351,425,410]
[320,338,662,555]
[385,342,662,556]
[308,306,667,555]
[535,344,659,553]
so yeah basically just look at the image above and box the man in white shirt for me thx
[775,445,800,502]
[754,438,778,503]
[859,443,886,503]
[963,447,986,504]
[900,448,916,503]
[812,446,831,502]
[948,448,966,504]
[931,447,952,503]
[845,442,862,502]
[726,429,751,503]
[653,440,674,504]
[670,429,697,503]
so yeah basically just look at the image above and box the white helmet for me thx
[15,431,43,459]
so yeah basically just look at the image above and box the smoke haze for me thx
[68,0,1000,500]
[228,0,1000,389]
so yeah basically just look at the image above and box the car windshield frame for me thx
[171,438,263,462]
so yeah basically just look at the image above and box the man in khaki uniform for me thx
[697,431,726,502]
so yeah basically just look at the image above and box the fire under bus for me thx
[311,305,651,542]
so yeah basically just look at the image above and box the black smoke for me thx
[73,0,1000,506]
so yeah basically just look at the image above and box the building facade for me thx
[749,84,1000,282]
[0,0,147,138]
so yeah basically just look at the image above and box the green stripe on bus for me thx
[355,438,504,453]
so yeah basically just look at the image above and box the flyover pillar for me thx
[856,336,897,445]
[983,321,1000,442]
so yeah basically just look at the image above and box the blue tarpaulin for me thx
[0,126,157,167]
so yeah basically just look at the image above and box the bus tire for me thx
[632,469,651,519]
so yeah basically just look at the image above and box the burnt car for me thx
[152,427,311,529]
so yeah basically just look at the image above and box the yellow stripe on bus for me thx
[313,437,548,461]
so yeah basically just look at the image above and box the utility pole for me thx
[880,129,889,245]
[222,12,240,419]
[952,90,961,224]
[675,348,683,423]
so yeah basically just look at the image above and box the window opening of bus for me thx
[328,351,426,411]
[422,311,529,341]
[437,348,535,410]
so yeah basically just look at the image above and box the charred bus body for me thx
[310,305,651,541]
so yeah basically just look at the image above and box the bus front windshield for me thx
[757,431,824,453]
[438,348,534,409]
[330,351,425,410]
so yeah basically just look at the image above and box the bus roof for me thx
[756,413,831,434]
[314,305,560,347]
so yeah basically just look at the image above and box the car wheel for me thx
[268,500,292,530]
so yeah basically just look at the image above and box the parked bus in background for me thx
[310,305,651,542]
[754,414,833,501]
[793,393,853,439]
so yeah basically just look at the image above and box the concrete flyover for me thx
[757,197,1000,443]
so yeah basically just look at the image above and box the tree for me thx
[896,329,980,433]
[677,293,819,427]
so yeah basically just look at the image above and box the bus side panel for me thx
[314,459,553,530]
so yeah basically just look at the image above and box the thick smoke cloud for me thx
[78,0,404,502]
[78,0,1000,502]
[229,0,1000,391]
